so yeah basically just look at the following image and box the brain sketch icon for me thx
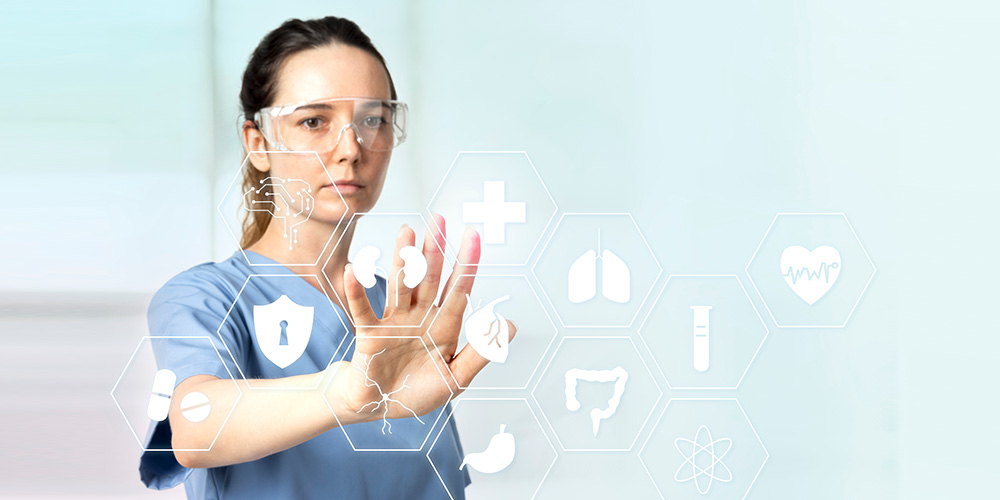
[674,425,733,495]
[245,177,314,250]
[564,367,628,436]
[354,349,424,435]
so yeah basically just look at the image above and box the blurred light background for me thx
[1,0,997,498]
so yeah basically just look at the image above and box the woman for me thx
[140,16,512,499]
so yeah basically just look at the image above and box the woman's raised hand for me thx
[327,216,515,422]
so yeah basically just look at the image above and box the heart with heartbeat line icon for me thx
[779,245,842,305]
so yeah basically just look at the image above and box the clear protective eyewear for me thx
[254,97,407,152]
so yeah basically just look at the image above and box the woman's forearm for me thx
[170,362,363,468]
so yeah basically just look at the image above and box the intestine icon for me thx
[564,366,629,437]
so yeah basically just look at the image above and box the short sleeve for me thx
[140,266,243,490]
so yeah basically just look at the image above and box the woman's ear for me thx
[242,120,270,172]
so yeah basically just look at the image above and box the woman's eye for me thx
[361,116,387,128]
[300,117,325,130]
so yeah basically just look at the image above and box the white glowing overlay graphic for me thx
[567,230,630,304]
[779,245,841,305]
[564,367,628,436]
[463,294,512,363]
[354,348,424,435]
[459,424,516,474]
[462,180,526,245]
[252,294,314,369]
[674,425,733,495]
[244,176,314,250]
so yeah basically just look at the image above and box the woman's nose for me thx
[331,122,362,163]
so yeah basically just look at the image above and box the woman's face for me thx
[248,43,394,224]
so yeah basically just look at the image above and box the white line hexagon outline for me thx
[320,335,453,452]
[426,273,559,391]
[744,212,877,328]
[110,335,243,452]
[321,211,443,330]
[425,397,558,500]
[215,273,352,390]
[530,335,663,452]
[425,151,558,267]
[637,397,769,500]
[216,151,348,268]
[531,213,663,329]
[637,274,769,390]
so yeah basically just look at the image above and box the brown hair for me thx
[238,16,397,248]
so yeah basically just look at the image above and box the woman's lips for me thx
[326,182,362,195]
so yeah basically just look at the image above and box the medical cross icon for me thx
[462,181,526,244]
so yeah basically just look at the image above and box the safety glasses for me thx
[254,97,407,152]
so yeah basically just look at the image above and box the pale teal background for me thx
[1,0,997,498]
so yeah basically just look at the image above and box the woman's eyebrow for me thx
[355,101,390,112]
[294,102,334,112]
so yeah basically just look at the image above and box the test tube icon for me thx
[691,306,712,372]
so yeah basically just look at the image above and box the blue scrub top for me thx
[140,251,469,500]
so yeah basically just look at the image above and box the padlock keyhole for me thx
[279,320,289,346]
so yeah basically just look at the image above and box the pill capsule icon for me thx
[147,369,177,422]
[180,391,211,423]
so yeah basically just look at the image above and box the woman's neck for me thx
[247,217,356,289]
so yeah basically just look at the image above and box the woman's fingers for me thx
[449,320,517,388]
[414,214,446,308]
[343,263,379,327]
[438,227,481,312]
[430,228,482,347]
[384,225,417,316]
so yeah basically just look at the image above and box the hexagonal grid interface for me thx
[427,151,557,266]
[533,213,662,328]
[323,336,452,451]
[428,274,557,390]
[322,212,441,329]
[217,274,351,389]
[639,275,768,389]
[746,213,876,328]
[217,151,347,267]
[639,399,767,500]
[532,336,661,451]
[110,336,241,451]
[427,398,557,500]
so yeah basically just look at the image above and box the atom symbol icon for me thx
[674,425,733,495]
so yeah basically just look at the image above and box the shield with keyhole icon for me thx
[253,295,314,369]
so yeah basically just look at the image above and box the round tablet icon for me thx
[180,391,211,423]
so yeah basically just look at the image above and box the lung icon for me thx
[253,295,314,369]
[568,232,630,304]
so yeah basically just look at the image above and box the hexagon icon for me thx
[639,399,767,500]
[427,398,557,500]
[322,336,452,451]
[746,213,876,328]
[427,151,557,266]
[639,275,768,390]
[532,336,661,451]
[322,212,442,330]
[533,213,662,328]
[217,151,347,267]
[110,336,241,451]
[429,274,557,390]
[217,274,352,389]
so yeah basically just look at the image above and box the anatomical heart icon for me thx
[253,295,314,369]
[464,295,511,363]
